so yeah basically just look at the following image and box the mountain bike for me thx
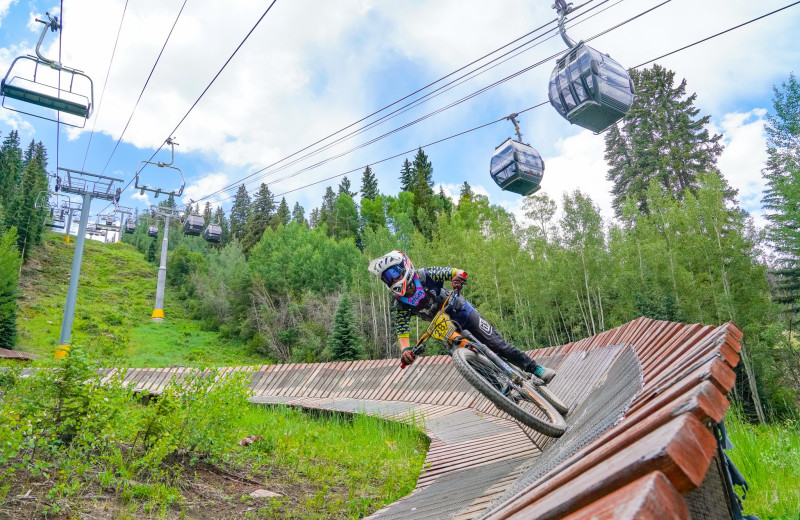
[401,290,568,437]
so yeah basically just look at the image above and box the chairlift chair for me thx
[147,226,159,238]
[548,1,634,133]
[489,115,544,196]
[135,138,185,198]
[0,13,94,127]
[202,223,222,243]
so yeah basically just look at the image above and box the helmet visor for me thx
[381,265,405,286]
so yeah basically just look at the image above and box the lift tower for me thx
[114,205,133,243]
[149,205,183,322]
[55,167,122,358]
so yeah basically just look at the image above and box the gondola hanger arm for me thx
[33,13,62,68]
[552,0,577,49]
[506,113,525,144]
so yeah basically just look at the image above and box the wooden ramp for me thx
[114,317,743,519]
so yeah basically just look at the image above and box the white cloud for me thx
[0,0,16,28]
[439,181,491,203]
[541,130,613,218]
[130,191,149,205]
[181,172,229,209]
[714,108,769,225]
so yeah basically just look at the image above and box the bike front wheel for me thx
[452,347,566,437]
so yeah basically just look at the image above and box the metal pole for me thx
[117,217,124,243]
[57,192,91,358]
[151,215,169,321]
[64,207,72,242]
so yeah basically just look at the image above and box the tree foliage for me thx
[605,64,728,217]
[327,292,362,361]
[0,227,21,349]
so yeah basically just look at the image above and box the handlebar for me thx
[399,287,464,369]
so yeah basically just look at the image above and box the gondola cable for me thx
[200,0,625,201]
[197,0,616,202]
[196,0,668,204]
[80,0,130,171]
[95,0,278,216]
[261,0,800,201]
[99,0,189,176]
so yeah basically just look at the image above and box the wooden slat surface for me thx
[124,317,741,520]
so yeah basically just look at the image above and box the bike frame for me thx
[404,289,528,386]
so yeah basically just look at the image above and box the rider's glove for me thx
[452,270,467,290]
[401,347,416,366]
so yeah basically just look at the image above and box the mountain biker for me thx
[368,250,556,383]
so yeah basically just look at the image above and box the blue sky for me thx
[1,0,799,231]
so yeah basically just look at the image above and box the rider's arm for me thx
[421,267,458,284]
[422,267,467,288]
[395,304,411,349]
[398,336,411,352]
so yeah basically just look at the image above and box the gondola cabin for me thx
[548,42,634,133]
[124,220,136,234]
[183,215,204,236]
[490,138,544,196]
[147,226,159,238]
[202,223,222,243]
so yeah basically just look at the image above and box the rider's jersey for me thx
[394,267,474,338]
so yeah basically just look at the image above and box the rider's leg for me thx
[462,310,543,375]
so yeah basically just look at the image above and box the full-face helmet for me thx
[368,250,416,297]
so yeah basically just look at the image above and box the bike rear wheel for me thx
[452,347,566,437]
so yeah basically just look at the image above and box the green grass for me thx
[726,408,800,520]
[229,405,428,518]
[0,355,428,519]
[17,233,265,367]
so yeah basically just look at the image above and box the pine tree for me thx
[338,176,356,198]
[203,202,212,225]
[243,183,276,251]
[318,186,337,235]
[458,181,474,206]
[229,185,251,241]
[0,131,23,212]
[605,64,728,217]
[332,193,359,240]
[163,194,177,208]
[309,207,320,228]
[406,149,435,236]
[291,202,306,226]
[763,72,800,318]
[360,165,379,200]
[411,148,434,188]
[213,206,230,244]
[10,153,48,258]
[34,141,48,170]
[0,227,21,349]
[327,292,362,361]
[399,159,413,191]
[146,237,157,262]
[273,197,291,228]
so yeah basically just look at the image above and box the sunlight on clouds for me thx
[181,172,229,209]
[130,191,149,205]
[714,108,769,222]
[541,130,613,218]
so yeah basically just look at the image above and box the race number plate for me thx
[430,313,452,341]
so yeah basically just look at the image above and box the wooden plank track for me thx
[129,318,742,520]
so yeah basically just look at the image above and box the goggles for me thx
[381,265,405,286]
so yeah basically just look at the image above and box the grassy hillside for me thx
[17,233,264,367]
